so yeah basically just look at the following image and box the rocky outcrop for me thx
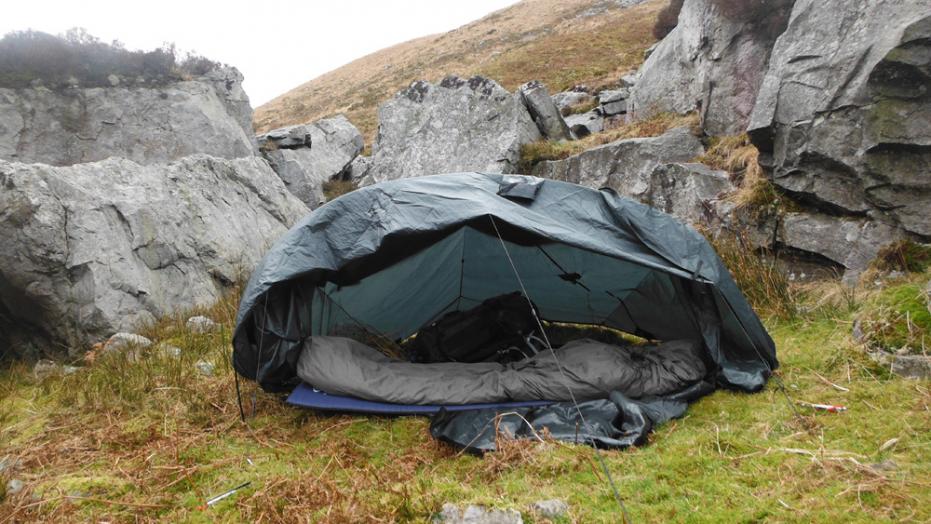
[257,115,364,208]
[518,81,571,141]
[628,0,794,135]
[598,88,630,117]
[639,163,734,224]
[348,155,373,182]
[552,90,594,114]
[364,76,541,184]
[777,213,902,279]
[0,155,307,357]
[749,1,931,238]
[531,127,704,191]
[564,110,604,138]
[530,128,728,225]
[0,66,256,166]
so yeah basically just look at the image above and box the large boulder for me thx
[749,1,931,238]
[531,127,704,192]
[530,128,726,225]
[564,110,604,138]
[552,90,595,114]
[364,76,541,184]
[0,66,256,166]
[598,88,630,117]
[777,213,903,281]
[638,163,734,225]
[518,80,571,141]
[0,155,307,357]
[628,0,794,135]
[257,115,364,208]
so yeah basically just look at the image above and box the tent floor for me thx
[286,383,553,415]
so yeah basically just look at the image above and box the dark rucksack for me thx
[407,292,540,363]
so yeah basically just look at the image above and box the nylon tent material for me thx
[232,172,777,394]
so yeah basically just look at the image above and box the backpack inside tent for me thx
[232,173,777,451]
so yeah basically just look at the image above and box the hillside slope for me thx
[254,0,663,141]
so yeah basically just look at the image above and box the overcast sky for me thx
[1,0,519,106]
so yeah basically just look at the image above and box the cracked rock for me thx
[0,155,307,357]
[435,503,523,524]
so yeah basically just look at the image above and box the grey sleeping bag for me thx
[296,336,707,405]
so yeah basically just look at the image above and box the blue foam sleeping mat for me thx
[286,382,553,415]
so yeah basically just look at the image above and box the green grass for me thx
[855,279,930,355]
[1,275,929,522]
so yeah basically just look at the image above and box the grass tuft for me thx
[870,239,931,274]
[854,277,931,355]
[705,230,798,320]
[322,179,357,201]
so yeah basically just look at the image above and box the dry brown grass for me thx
[3,276,931,521]
[254,0,664,142]
[562,97,600,116]
[706,229,798,319]
[321,179,357,202]
[695,133,789,220]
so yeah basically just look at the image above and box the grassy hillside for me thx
[1,269,929,522]
[254,0,663,142]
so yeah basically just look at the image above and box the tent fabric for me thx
[232,172,777,393]
[286,384,552,415]
[430,381,715,453]
[295,336,707,405]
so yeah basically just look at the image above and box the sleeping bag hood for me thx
[232,172,777,393]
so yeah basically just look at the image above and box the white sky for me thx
[1,0,519,106]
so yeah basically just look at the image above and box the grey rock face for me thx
[6,478,24,496]
[104,333,153,352]
[518,80,571,141]
[552,90,595,113]
[0,66,255,166]
[532,129,724,226]
[599,88,630,116]
[435,504,523,524]
[638,163,734,225]
[33,359,61,380]
[349,155,373,183]
[628,0,794,135]
[366,76,541,184]
[564,110,604,138]
[868,350,931,379]
[749,1,931,238]
[890,354,931,379]
[778,213,903,280]
[0,155,307,356]
[258,116,363,208]
[195,360,215,376]
[257,126,312,150]
[532,127,704,193]
[529,499,568,518]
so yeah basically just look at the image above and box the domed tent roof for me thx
[232,172,776,393]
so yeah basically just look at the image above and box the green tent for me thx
[233,172,776,394]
